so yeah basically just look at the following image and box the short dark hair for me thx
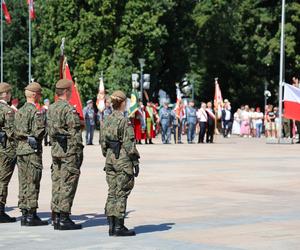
[55,88,70,96]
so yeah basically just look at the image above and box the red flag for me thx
[64,63,84,121]
[2,0,11,24]
[27,0,36,20]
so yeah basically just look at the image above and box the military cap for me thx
[25,82,42,92]
[0,82,11,93]
[56,79,72,89]
[111,90,126,102]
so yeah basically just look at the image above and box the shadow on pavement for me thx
[134,223,175,234]
[5,206,18,212]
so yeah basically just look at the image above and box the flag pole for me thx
[28,2,31,83]
[278,0,285,142]
[1,0,3,82]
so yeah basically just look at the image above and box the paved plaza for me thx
[0,134,300,250]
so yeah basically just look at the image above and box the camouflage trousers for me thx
[51,151,83,213]
[0,155,16,206]
[18,153,43,209]
[105,163,135,219]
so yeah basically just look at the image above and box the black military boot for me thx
[58,212,82,230]
[0,204,16,223]
[21,209,28,226]
[52,212,60,229]
[107,216,115,236]
[114,218,136,236]
[26,209,49,226]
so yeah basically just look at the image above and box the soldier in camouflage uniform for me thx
[100,90,140,237]
[0,83,16,223]
[15,82,48,226]
[47,79,84,231]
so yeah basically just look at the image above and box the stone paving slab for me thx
[1,134,300,250]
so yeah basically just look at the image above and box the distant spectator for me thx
[83,100,95,145]
[254,107,263,138]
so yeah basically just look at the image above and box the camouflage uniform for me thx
[15,103,45,210]
[0,100,16,207]
[47,99,83,213]
[100,110,140,219]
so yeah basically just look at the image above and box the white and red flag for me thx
[284,83,300,121]
[2,0,11,24]
[214,79,223,118]
[27,0,35,20]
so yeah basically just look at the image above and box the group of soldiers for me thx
[0,79,83,230]
[0,82,140,236]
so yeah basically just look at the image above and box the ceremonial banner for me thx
[214,80,223,118]
[128,89,139,117]
[63,62,84,121]
[96,76,105,112]
[27,0,36,20]
[283,83,300,121]
[2,0,11,24]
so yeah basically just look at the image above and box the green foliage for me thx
[2,0,300,108]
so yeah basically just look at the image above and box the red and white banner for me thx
[214,79,223,118]
[2,0,11,24]
[284,83,300,121]
[27,0,36,20]
[96,76,105,112]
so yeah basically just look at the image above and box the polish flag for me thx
[2,0,11,24]
[284,84,300,121]
[27,0,36,20]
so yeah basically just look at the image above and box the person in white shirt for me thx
[197,102,208,143]
[254,107,264,138]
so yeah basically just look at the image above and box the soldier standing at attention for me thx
[100,90,140,237]
[47,79,83,230]
[186,100,197,144]
[15,82,48,226]
[0,83,16,223]
[159,102,172,144]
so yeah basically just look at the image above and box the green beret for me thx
[56,79,72,89]
[111,90,126,102]
[25,82,42,92]
[0,82,11,93]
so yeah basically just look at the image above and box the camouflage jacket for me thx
[0,100,16,158]
[15,102,45,156]
[47,99,83,158]
[100,110,140,170]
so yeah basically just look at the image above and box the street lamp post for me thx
[138,58,145,103]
